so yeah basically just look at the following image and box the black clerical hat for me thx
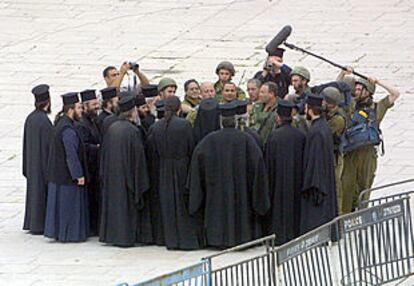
[155,100,165,119]
[31,84,50,103]
[219,101,238,117]
[100,87,118,100]
[135,94,146,107]
[277,100,294,117]
[61,92,79,105]
[199,98,218,111]
[118,95,136,112]
[80,89,96,102]
[235,100,248,115]
[142,84,159,98]
[305,93,324,107]
[268,47,285,58]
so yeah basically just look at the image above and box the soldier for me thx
[341,76,400,213]
[246,78,261,115]
[214,61,246,102]
[158,77,177,99]
[186,82,216,126]
[250,82,279,143]
[322,87,347,215]
[253,48,291,98]
[181,79,201,117]
[286,66,312,114]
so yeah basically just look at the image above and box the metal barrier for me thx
[132,260,211,286]
[337,198,414,285]
[202,235,276,286]
[131,196,414,286]
[275,224,334,285]
[358,178,414,209]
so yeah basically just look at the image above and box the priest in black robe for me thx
[300,94,337,234]
[187,102,270,248]
[76,89,101,235]
[22,84,53,234]
[265,100,306,245]
[99,95,151,247]
[44,92,89,242]
[96,87,118,139]
[147,96,203,250]
[235,100,263,150]
[192,98,220,145]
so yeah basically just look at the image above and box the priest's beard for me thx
[46,105,51,114]
[73,112,82,122]
[111,105,120,115]
[85,109,98,119]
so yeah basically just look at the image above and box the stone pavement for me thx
[0,0,413,285]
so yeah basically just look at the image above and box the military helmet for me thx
[158,77,177,92]
[215,61,235,76]
[356,77,376,94]
[290,66,311,81]
[342,75,356,95]
[322,87,343,106]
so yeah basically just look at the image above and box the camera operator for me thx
[102,61,150,89]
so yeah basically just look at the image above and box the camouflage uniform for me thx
[250,101,278,143]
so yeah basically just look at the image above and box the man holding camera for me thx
[102,61,150,89]
[254,48,292,99]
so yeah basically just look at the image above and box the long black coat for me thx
[99,119,151,246]
[300,117,337,234]
[188,128,270,248]
[22,109,53,233]
[265,123,305,244]
[147,115,203,250]
[76,114,101,235]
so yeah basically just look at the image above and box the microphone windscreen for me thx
[265,25,292,55]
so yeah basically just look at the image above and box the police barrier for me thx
[275,225,334,285]
[337,198,414,285]
[203,235,277,286]
[131,198,413,286]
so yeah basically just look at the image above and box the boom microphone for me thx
[265,25,292,55]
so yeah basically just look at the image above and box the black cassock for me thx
[188,128,270,248]
[300,117,336,234]
[99,119,152,246]
[22,109,53,234]
[75,113,101,235]
[147,115,203,250]
[96,110,111,140]
[265,123,305,245]
[193,98,220,144]
[243,127,263,150]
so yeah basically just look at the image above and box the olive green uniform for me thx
[186,109,198,127]
[326,107,346,215]
[182,96,200,109]
[214,81,246,103]
[341,96,394,213]
[250,101,278,143]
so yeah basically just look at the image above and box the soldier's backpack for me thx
[311,81,353,110]
[339,106,384,154]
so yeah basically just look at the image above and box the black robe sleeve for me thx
[302,132,326,206]
[188,145,206,215]
[247,138,270,216]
